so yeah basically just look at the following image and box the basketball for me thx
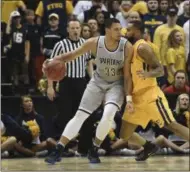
[43,59,66,81]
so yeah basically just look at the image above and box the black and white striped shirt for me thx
[51,38,91,78]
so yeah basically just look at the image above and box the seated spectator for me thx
[107,0,121,17]
[116,0,133,28]
[77,2,111,23]
[73,0,107,16]
[15,95,56,156]
[163,70,190,94]
[87,18,100,37]
[173,93,190,128]
[1,120,17,155]
[121,11,142,37]
[166,30,186,84]
[177,0,190,27]
[158,0,169,16]
[120,0,148,18]
[81,24,92,40]
[95,12,105,35]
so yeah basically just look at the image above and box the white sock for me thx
[62,110,90,140]
[95,104,118,142]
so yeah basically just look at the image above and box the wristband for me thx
[126,95,132,102]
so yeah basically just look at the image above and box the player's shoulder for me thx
[137,41,152,53]
[86,36,100,45]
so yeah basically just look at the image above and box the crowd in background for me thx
[1,0,190,158]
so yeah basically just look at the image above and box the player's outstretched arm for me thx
[54,37,97,63]
[137,43,164,78]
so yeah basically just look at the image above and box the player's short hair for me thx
[129,20,145,33]
[105,18,120,28]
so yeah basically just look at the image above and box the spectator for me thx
[178,0,189,16]
[121,11,142,37]
[107,0,121,17]
[120,0,148,18]
[144,28,161,62]
[159,0,169,16]
[1,120,17,155]
[1,22,10,83]
[73,0,107,16]
[87,18,101,37]
[2,0,26,24]
[15,95,56,156]
[177,0,190,27]
[166,30,186,84]
[154,6,185,66]
[116,0,133,28]
[42,13,63,59]
[77,2,111,23]
[173,93,190,128]
[143,0,166,41]
[95,12,106,35]
[7,11,30,91]
[23,0,40,11]
[35,0,73,37]
[24,9,43,89]
[163,70,190,94]
[81,24,92,40]
[183,19,189,61]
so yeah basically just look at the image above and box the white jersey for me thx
[95,36,127,82]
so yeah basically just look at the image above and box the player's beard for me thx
[127,36,136,44]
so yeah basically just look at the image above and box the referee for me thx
[47,19,93,136]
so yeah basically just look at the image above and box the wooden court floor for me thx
[1,155,189,171]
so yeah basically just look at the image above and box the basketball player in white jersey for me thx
[43,18,133,164]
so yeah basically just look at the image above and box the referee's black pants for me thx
[53,77,87,137]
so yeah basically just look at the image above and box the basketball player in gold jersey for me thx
[121,21,189,161]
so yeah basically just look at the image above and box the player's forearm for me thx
[55,52,76,63]
[147,66,164,78]
[48,79,53,88]
[124,77,133,96]
[87,60,93,78]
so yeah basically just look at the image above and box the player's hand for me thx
[126,101,134,113]
[47,87,55,101]
[136,70,149,79]
[42,59,52,75]
[25,57,30,64]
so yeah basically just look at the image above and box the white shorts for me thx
[78,73,124,114]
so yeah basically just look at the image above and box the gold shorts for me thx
[123,86,175,129]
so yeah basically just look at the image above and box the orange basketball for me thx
[44,59,66,81]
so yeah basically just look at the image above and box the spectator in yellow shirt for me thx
[153,6,185,66]
[166,29,186,84]
[2,0,26,24]
[120,0,148,18]
[35,0,73,36]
